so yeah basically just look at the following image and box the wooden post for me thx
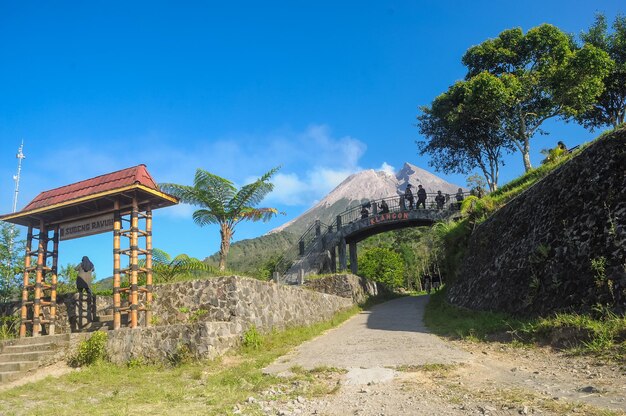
[113,200,121,330]
[20,226,33,337]
[130,196,139,328]
[145,208,153,327]
[33,220,46,337]
[49,226,59,335]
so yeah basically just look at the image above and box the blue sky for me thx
[0,1,623,278]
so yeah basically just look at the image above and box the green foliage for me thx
[167,343,193,366]
[68,331,108,367]
[0,315,18,340]
[0,222,25,302]
[578,14,626,129]
[188,309,208,323]
[160,167,282,272]
[420,23,611,179]
[143,248,216,284]
[56,263,79,295]
[540,146,568,165]
[241,325,262,349]
[358,246,404,288]
[424,291,520,340]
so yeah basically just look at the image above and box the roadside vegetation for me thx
[0,305,361,415]
[425,290,626,364]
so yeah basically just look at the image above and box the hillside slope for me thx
[448,128,626,316]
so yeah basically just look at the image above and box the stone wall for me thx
[303,274,384,304]
[104,276,356,363]
[448,129,626,316]
[0,294,113,334]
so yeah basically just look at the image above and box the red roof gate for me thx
[0,165,177,337]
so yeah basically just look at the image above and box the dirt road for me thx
[259,296,626,416]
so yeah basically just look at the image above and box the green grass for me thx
[424,291,626,363]
[0,305,361,416]
[424,290,521,340]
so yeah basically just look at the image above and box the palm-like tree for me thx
[160,167,281,271]
[148,248,215,283]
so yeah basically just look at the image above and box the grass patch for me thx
[424,290,521,340]
[424,291,626,363]
[0,305,362,415]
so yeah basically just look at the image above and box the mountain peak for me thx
[270,162,464,234]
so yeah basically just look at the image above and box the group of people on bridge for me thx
[359,185,467,219]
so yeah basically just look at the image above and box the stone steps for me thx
[0,334,70,385]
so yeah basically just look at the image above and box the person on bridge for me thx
[378,199,389,214]
[361,206,369,219]
[455,188,464,209]
[435,190,446,209]
[416,184,427,209]
[404,184,414,210]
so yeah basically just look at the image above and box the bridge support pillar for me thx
[349,243,358,275]
[338,238,347,272]
[330,247,336,273]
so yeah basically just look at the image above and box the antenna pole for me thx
[13,140,26,213]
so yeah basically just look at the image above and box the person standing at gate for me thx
[75,256,95,296]
[75,256,95,321]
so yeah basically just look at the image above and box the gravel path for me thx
[257,296,626,416]
[264,296,469,384]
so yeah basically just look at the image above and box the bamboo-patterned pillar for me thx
[20,226,33,337]
[113,200,122,330]
[33,219,47,337]
[130,196,139,328]
[145,208,153,327]
[49,226,59,335]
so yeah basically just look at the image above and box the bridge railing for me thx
[334,192,471,228]
[273,219,330,278]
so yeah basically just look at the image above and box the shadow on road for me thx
[365,295,432,333]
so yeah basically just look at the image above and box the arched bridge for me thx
[279,192,469,283]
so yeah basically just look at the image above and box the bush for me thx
[68,331,108,367]
[242,325,262,349]
[0,315,18,340]
[358,246,404,288]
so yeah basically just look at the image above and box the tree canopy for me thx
[160,167,281,271]
[358,246,404,288]
[578,14,626,130]
[418,23,611,184]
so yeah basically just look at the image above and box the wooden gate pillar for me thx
[113,200,122,330]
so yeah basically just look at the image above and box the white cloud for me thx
[378,162,395,176]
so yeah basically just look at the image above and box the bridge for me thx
[278,192,469,283]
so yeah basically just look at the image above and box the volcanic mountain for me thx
[208,163,465,274]
[270,162,464,235]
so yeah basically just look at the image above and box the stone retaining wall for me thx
[104,275,357,363]
[448,128,626,316]
[303,274,384,304]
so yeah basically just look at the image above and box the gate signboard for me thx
[59,213,115,241]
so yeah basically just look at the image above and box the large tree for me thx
[578,14,626,130]
[161,167,281,271]
[461,24,610,171]
[417,72,514,192]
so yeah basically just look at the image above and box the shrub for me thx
[358,246,404,288]
[0,315,18,340]
[242,325,262,349]
[68,331,108,367]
